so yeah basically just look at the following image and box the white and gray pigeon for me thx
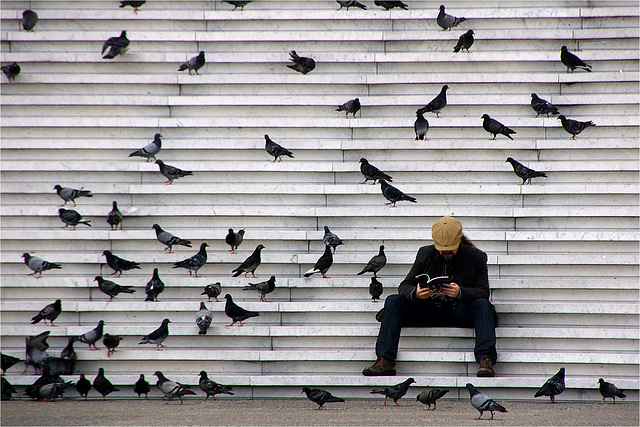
[102,250,140,277]
[196,302,213,335]
[421,85,448,118]
[337,1,367,10]
[95,276,135,301]
[31,299,62,326]
[76,320,104,351]
[481,114,516,140]
[598,378,626,404]
[1,62,20,82]
[119,1,145,13]
[22,253,62,278]
[336,98,361,118]
[359,158,392,185]
[265,134,294,162]
[243,275,276,302]
[201,282,222,302]
[557,115,595,139]
[530,93,559,118]
[173,242,208,276]
[22,9,39,31]
[152,224,192,253]
[534,367,565,403]
[106,201,123,230]
[560,45,592,73]
[323,226,344,254]
[154,371,196,404]
[466,383,507,420]
[178,51,205,75]
[505,157,547,185]
[380,179,417,207]
[287,50,315,75]
[437,5,466,31]
[129,133,162,162]
[139,318,171,350]
[357,245,387,277]
[102,30,129,59]
[303,245,333,278]
[453,30,474,53]
[58,208,91,229]
[199,371,234,401]
[414,109,429,140]
[156,159,193,184]
[222,1,252,10]
[231,244,265,278]
[225,228,245,253]
[145,268,165,302]
[54,185,93,206]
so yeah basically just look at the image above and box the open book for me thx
[415,274,450,292]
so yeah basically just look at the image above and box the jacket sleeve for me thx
[458,250,490,302]
[397,246,428,301]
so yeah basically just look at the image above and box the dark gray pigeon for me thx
[54,184,93,207]
[531,93,559,118]
[357,245,387,277]
[323,226,344,254]
[31,299,62,326]
[380,179,416,207]
[337,1,367,10]
[598,378,626,404]
[76,320,104,351]
[22,10,38,31]
[371,377,415,406]
[152,224,192,253]
[145,268,165,302]
[534,367,565,403]
[414,109,429,140]
[359,158,392,184]
[302,387,345,410]
[1,62,20,82]
[336,98,361,118]
[453,30,474,53]
[22,253,62,278]
[369,277,383,301]
[178,51,206,75]
[173,242,208,276]
[2,377,16,401]
[225,228,245,253]
[265,134,294,162]
[375,1,408,10]
[129,133,162,162]
[421,85,448,118]
[107,201,123,230]
[33,381,74,401]
[60,337,77,375]
[103,333,123,357]
[95,276,135,301]
[102,250,140,277]
[23,364,61,398]
[93,368,119,400]
[119,1,145,13]
[506,157,547,185]
[232,244,265,278]
[561,45,591,73]
[196,302,213,335]
[58,208,91,229]
[202,282,222,302]
[139,318,171,350]
[481,114,516,140]
[102,30,129,59]
[134,374,151,399]
[224,294,260,326]
[287,50,315,75]
[76,374,91,400]
[417,388,449,410]
[199,371,234,401]
[303,245,333,278]
[557,115,595,139]
[466,383,507,420]
[24,331,58,374]
[244,275,276,302]
[156,159,193,184]
[437,5,466,30]
[1,353,22,375]
[154,371,196,404]
[223,1,252,10]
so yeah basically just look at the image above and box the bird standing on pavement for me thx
[453,30,474,53]
[156,160,193,184]
[534,367,566,403]
[139,318,171,350]
[598,378,626,404]
[244,275,276,302]
[303,245,333,278]
[134,374,151,399]
[561,45,592,73]
[437,5,466,30]
[557,115,595,139]
[199,371,234,401]
[76,320,104,351]
[145,268,165,302]
[466,383,507,420]
[359,158,393,185]
[231,244,265,278]
[224,294,260,326]
[417,388,449,410]
[357,245,387,277]
[93,368,119,400]
[102,250,140,277]
[102,30,129,59]
[414,109,429,140]
[265,134,294,162]
[154,371,196,404]
[53,185,93,207]
[196,302,213,335]
[505,157,547,185]
[75,374,91,400]
[302,387,345,410]
[336,98,361,118]
[530,93,559,118]
[173,243,208,277]
[107,201,123,230]
[152,224,192,253]
[103,333,123,357]
[95,276,135,301]
[31,299,62,326]
[225,228,245,253]
[129,133,162,162]
[421,85,448,118]
[22,253,62,278]
[380,179,416,207]
[202,282,222,302]
[287,50,315,74]
[481,114,516,140]
[178,51,205,75]
[369,277,383,301]
[59,208,91,229]
[370,378,416,406]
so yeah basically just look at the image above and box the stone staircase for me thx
[1,0,638,402]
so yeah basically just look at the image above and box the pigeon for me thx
[414,109,429,140]
[466,383,507,420]
[374,1,408,10]
[359,158,393,185]
[152,224,192,253]
[23,364,61,398]
[417,388,449,410]
[196,302,213,335]
[24,331,57,374]
[370,377,416,406]
[106,201,123,230]
[287,50,315,75]
[534,367,565,403]
[557,115,595,139]
[302,387,346,410]
[453,30,474,53]
[598,378,626,404]
[119,1,145,13]
[95,276,135,301]
[154,371,196,404]
[1,377,16,401]
[337,1,367,10]
[357,245,387,277]
[32,381,74,401]
[60,337,77,375]
[173,242,208,276]
[481,114,516,140]
[231,244,265,278]
[129,133,162,162]
[380,179,416,207]
[265,134,294,162]
[58,208,91,229]
[336,98,361,118]
[139,318,171,350]
[561,45,592,73]
[145,268,165,302]
[323,226,344,254]
[1,353,21,376]
[420,85,448,118]
[244,275,276,302]
[22,9,39,31]
[202,282,222,302]
[102,30,129,59]
[156,159,193,184]
[505,157,547,185]
[303,245,333,278]
[76,320,105,351]
[102,334,123,357]
[22,253,62,278]
[134,374,151,400]
[199,371,234,401]
[54,185,93,207]
[369,277,383,301]
[178,51,206,75]
[93,368,120,400]
[223,1,252,10]
[102,250,140,277]
[437,4,466,31]
[530,93,559,118]
[225,228,245,253]
[1,62,20,82]
[31,299,62,326]
[76,374,92,400]
[224,294,260,326]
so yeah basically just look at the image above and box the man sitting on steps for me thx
[362,216,498,377]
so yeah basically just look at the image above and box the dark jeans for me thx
[375,294,497,365]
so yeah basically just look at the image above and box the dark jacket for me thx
[398,243,490,304]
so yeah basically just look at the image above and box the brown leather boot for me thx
[362,357,396,376]
[477,358,495,377]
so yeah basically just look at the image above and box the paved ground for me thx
[1,398,638,426]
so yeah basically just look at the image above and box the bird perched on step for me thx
[466,383,507,420]
[232,244,265,278]
[1,377,16,401]
[453,29,474,53]
[106,201,123,230]
[323,226,344,254]
[1,62,20,82]
[421,85,448,118]
[337,1,367,10]
[1,353,22,376]
[534,367,565,403]
[59,208,91,229]
[557,115,595,139]
[196,302,213,335]
[336,98,361,118]
[156,160,193,184]
[119,1,145,13]
[359,158,392,185]
[95,276,135,301]
[304,245,333,278]
[225,228,245,253]
[154,371,196,404]
[369,277,384,301]
[152,224,192,253]
[202,282,222,302]
[129,133,162,162]
[287,50,315,75]
[102,30,129,59]
[223,0,252,10]
[173,243,208,277]
[22,253,62,278]
[178,51,205,75]
[134,374,151,399]
[139,318,171,350]
[371,378,416,406]
[302,387,345,410]
[598,378,626,404]
[60,337,77,375]
[75,374,91,400]
[144,268,165,302]
[417,388,449,410]
[103,334,123,357]
[505,157,547,185]
[23,364,61,399]
[32,380,74,401]
[357,245,387,277]
[481,114,516,140]
[199,371,234,401]
[93,368,119,400]
[414,109,429,140]
[76,320,104,351]
[375,1,408,10]
[54,185,93,207]
[530,93,559,118]
[22,9,39,31]
[437,4,466,30]
[31,299,62,326]
[102,250,140,277]
[244,275,276,302]
[380,179,416,207]
[265,134,294,162]
[560,45,591,73]
[224,294,260,326]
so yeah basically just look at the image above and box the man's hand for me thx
[440,282,460,298]
[415,286,437,300]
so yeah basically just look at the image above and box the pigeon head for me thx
[102,250,112,256]
[561,46,568,52]
[199,302,207,310]
[505,157,515,164]
[152,224,161,231]
[442,85,449,91]
[556,115,566,120]
[531,93,539,99]
[224,294,233,300]
[481,114,490,120]
[359,158,369,164]
[94,276,101,282]
[58,208,66,214]
[200,243,209,250]
[22,252,30,259]
[465,383,478,395]
[302,387,311,394]
[53,185,62,191]
[155,160,164,166]
[153,371,166,380]
[256,244,265,250]
[228,228,234,233]
[120,31,127,37]
[439,5,445,11]
[467,30,474,35]
[238,230,245,236]
[98,367,105,374]
[161,318,171,325]
[199,371,208,378]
